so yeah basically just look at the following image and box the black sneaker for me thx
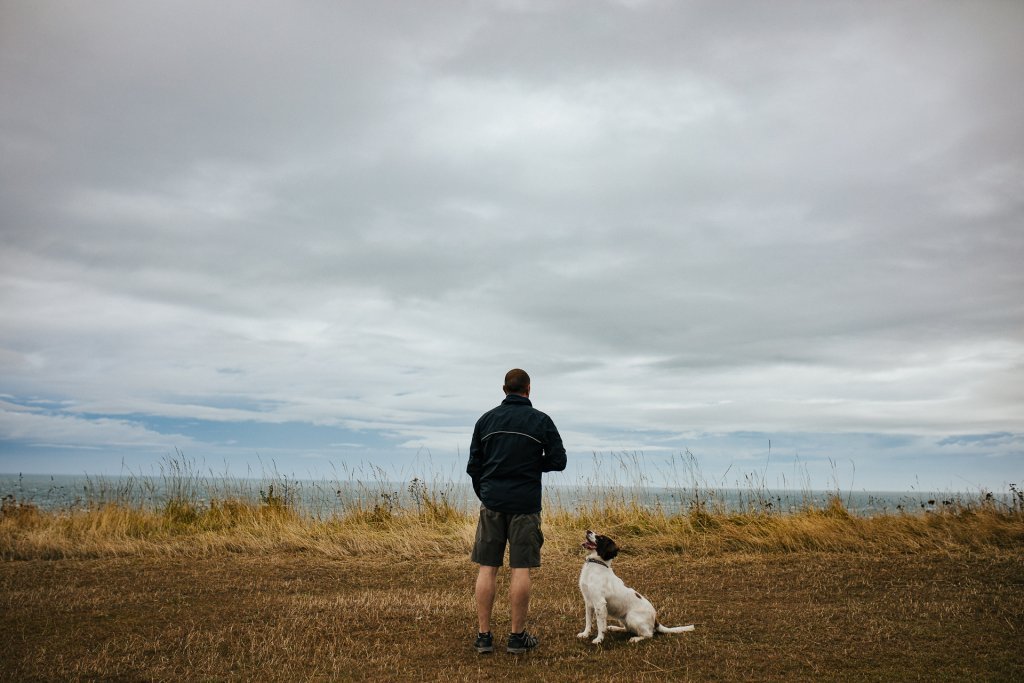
[474,631,494,654]
[506,630,538,654]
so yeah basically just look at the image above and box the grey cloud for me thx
[1,1,1022,487]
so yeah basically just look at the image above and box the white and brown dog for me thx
[577,530,695,644]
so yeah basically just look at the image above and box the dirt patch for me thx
[2,546,1022,681]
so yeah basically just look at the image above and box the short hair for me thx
[503,368,531,395]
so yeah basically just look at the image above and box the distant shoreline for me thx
[2,471,1015,517]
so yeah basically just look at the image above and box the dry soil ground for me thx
[2,545,1022,681]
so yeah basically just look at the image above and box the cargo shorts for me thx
[470,506,544,568]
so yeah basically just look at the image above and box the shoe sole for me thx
[476,646,494,654]
[506,646,536,654]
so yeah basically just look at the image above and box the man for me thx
[467,368,567,654]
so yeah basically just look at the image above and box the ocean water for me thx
[1,473,1004,517]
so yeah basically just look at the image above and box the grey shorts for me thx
[470,506,544,568]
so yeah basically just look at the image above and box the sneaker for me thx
[474,631,494,654]
[506,630,538,654]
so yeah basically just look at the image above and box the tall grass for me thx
[2,454,1022,560]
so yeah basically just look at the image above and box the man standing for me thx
[467,368,567,654]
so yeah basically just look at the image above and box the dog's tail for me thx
[655,622,696,634]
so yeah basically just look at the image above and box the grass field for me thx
[2,470,1023,681]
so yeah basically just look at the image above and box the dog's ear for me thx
[597,535,619,561]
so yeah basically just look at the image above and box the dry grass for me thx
[0,486,474,561]
[2,473,1023,680]
[2,539,1022,681]
[4,485,1022,561]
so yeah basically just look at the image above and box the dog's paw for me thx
[628,636,648,644]
[590,635,604,645]
[576,631,590,639]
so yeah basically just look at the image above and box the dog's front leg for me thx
[577,598,593,639]
[591,599,608,645]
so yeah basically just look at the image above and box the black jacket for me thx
[467,394,567,514]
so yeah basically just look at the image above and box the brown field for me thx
[2,487,1023,681]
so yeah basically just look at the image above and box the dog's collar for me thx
[586,558,610,567]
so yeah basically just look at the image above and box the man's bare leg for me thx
[475,565,499,633]
[509,567,531,633]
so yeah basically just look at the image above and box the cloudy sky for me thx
[1,0,1022,492]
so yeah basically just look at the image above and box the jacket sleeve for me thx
[467,422,484,499]
[540,417,567,473]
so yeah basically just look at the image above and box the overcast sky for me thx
[1,0,1022,492]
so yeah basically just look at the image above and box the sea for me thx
[1,473,1007,517]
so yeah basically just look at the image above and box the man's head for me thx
[503,368,531,397]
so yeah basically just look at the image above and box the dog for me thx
[577,530,695,644]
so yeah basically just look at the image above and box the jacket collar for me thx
[501,394,532,407]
